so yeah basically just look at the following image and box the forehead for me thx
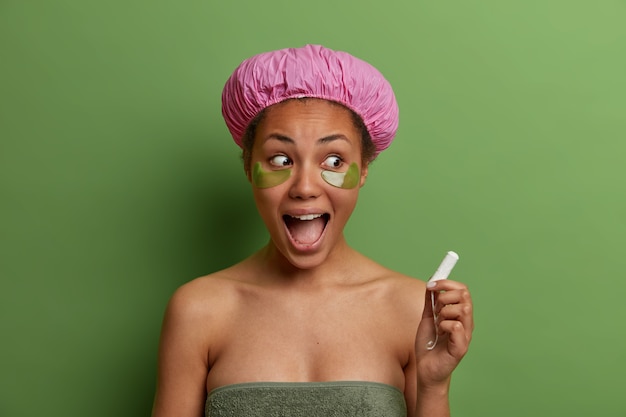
[256,99,359,142]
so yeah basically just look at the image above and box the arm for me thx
[413,279,474,417]
[152,284,212,417]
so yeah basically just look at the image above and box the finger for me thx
[436,288,465,304]
[436,287,474,336]
[426,279,467,293]
[436,287,472,309]
[437,303,465,322]
[437,303,474,339]
[434,289,472,328]
[438,320,471,359]
[427,281,469,311]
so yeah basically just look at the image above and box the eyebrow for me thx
[265,133,350,145]
[265,134,295,144]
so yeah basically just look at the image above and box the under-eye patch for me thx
[321,162,360,189]
[252,162,291,188]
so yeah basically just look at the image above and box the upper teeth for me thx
[292,214,323,221]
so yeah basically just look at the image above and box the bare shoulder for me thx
[383,269,426,294]
[354,255,427,320]
[164,266,245,325]
[380,269,426,317]
[156,264,254,371]
[152,268,252,417]
[360,255,426,293]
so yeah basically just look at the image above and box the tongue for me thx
[286,217,326,244]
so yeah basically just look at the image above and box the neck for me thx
[254,236,361,288]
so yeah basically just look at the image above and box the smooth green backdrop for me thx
[1,1,624,416]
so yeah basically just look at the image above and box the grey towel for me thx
[206,381,407,417]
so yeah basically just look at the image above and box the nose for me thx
[288,164,322,200]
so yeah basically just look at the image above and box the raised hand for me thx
[415,279,474,388]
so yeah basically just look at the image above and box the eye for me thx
[269,155,292,167]
[322,155,343,169]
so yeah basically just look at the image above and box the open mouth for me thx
[283,213,330,245]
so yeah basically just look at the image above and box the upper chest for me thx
[206,283,419,389]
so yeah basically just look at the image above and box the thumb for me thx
[416,285,436,350]
[422,283,435,320]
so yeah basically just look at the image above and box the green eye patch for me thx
[321,162,360,189]
[252,162,291,188]
[252,162,359,189]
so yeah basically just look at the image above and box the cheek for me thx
[329,187,360,219]
[253,188,276,213]
[252,187,288,231]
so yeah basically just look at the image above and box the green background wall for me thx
[1,1,624,416]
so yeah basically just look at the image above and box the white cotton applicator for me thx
[429,251,459,282]
[426,251,459,350]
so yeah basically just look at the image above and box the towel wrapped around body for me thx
[205,381,407,417]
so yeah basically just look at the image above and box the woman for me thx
[152,44,473,417]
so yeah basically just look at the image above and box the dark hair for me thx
[241,98,376,173]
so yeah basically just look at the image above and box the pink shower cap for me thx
[221,44,399,155]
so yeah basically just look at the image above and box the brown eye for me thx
[322,156,343,169]
[269,155,292,167]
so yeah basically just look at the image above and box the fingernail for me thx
[427,281,437,289]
